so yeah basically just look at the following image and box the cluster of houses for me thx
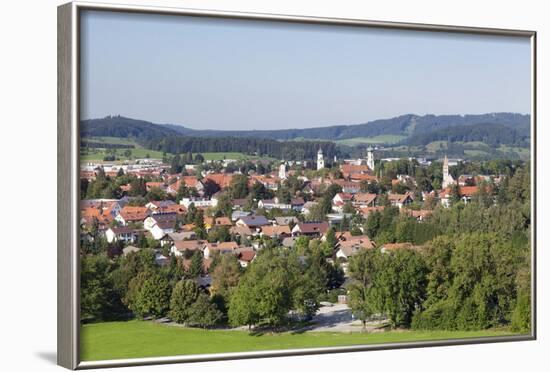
[81,151,502,284]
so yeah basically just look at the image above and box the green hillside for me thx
[80,113,531,161]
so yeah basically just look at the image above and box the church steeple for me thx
[442,154,454,188]
[317,148,325,170]
[279,162,287,180]
[367,146,375,170]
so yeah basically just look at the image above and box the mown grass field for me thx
[81,320,517,361]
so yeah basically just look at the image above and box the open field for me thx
[288,135,406,145]
[84,136,139,145]
[377,140,531,161]
[335,135,406,145]
[425,140,448,152]
[199,152,276,161]
[498,145,531,161]
[81,320,517,361]
[80,148,166,162]
[81,136,166,162]
[80,137,275,163]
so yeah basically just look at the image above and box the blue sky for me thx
[80,10,531,130]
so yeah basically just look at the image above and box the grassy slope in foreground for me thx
[81,320,518,361]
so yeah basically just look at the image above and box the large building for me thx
[317,148,325,170]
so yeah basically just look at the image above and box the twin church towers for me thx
[316,146,375,171]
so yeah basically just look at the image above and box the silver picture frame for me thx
[57,1,537,369]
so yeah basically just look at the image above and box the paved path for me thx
[156,303,386,333]
[307,303,386,333]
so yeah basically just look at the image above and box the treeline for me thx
[367,165,530,246]
[81,113,530,143]
[348,165,531,332]
[81,238,345,328]
[81,248,222,325]
[167,113,530,141]
[145,136,337,161]
[82,168,166,201]
[373,158,528,193]
[412,232,530,331]
[404,123,529,147]
[347,231,530,332]
[81,141,135,149]
[81,115,180,139]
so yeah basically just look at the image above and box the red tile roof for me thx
[350,173,378,182]
[388,193,413,203]
[341,164,372,177]
[261,225,291,237]
[296,222,329,235]
[359,205,385,217]
[238,250,256,262]
[205,217,232,227]
[119,206,149,222]
[353,193,378,205]
[173,240,207,252]
[146,182,165,190]
[204,174,234,188]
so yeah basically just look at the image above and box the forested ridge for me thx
[403,122,530,147]
[144,136,337,161]
[81,112,530,145]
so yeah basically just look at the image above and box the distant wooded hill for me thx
[80,113,530,159]
[165,113,530,142]
[82,113,529,141]
[81,116,181,140]
[404,122,530,147]
[81,116,338,160]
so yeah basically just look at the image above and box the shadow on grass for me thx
[246,321,317,336]
[81,312,134,325]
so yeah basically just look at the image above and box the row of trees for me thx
[347,166,531,332]
[145,136,338,161]
[347,231,530,332]
[82,247,227,326]
[169,152,205,173]
[81,169,163,200]
[81,235,346,329]
[363,163,530,246]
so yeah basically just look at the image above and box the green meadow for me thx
[80,137,274,163]
[81,320,517,361]
[334,135,407,145]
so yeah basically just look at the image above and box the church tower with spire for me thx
[317,148,325,170]
[279,162,287,180]
[367,146,375,171]
[442,155,455,188]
